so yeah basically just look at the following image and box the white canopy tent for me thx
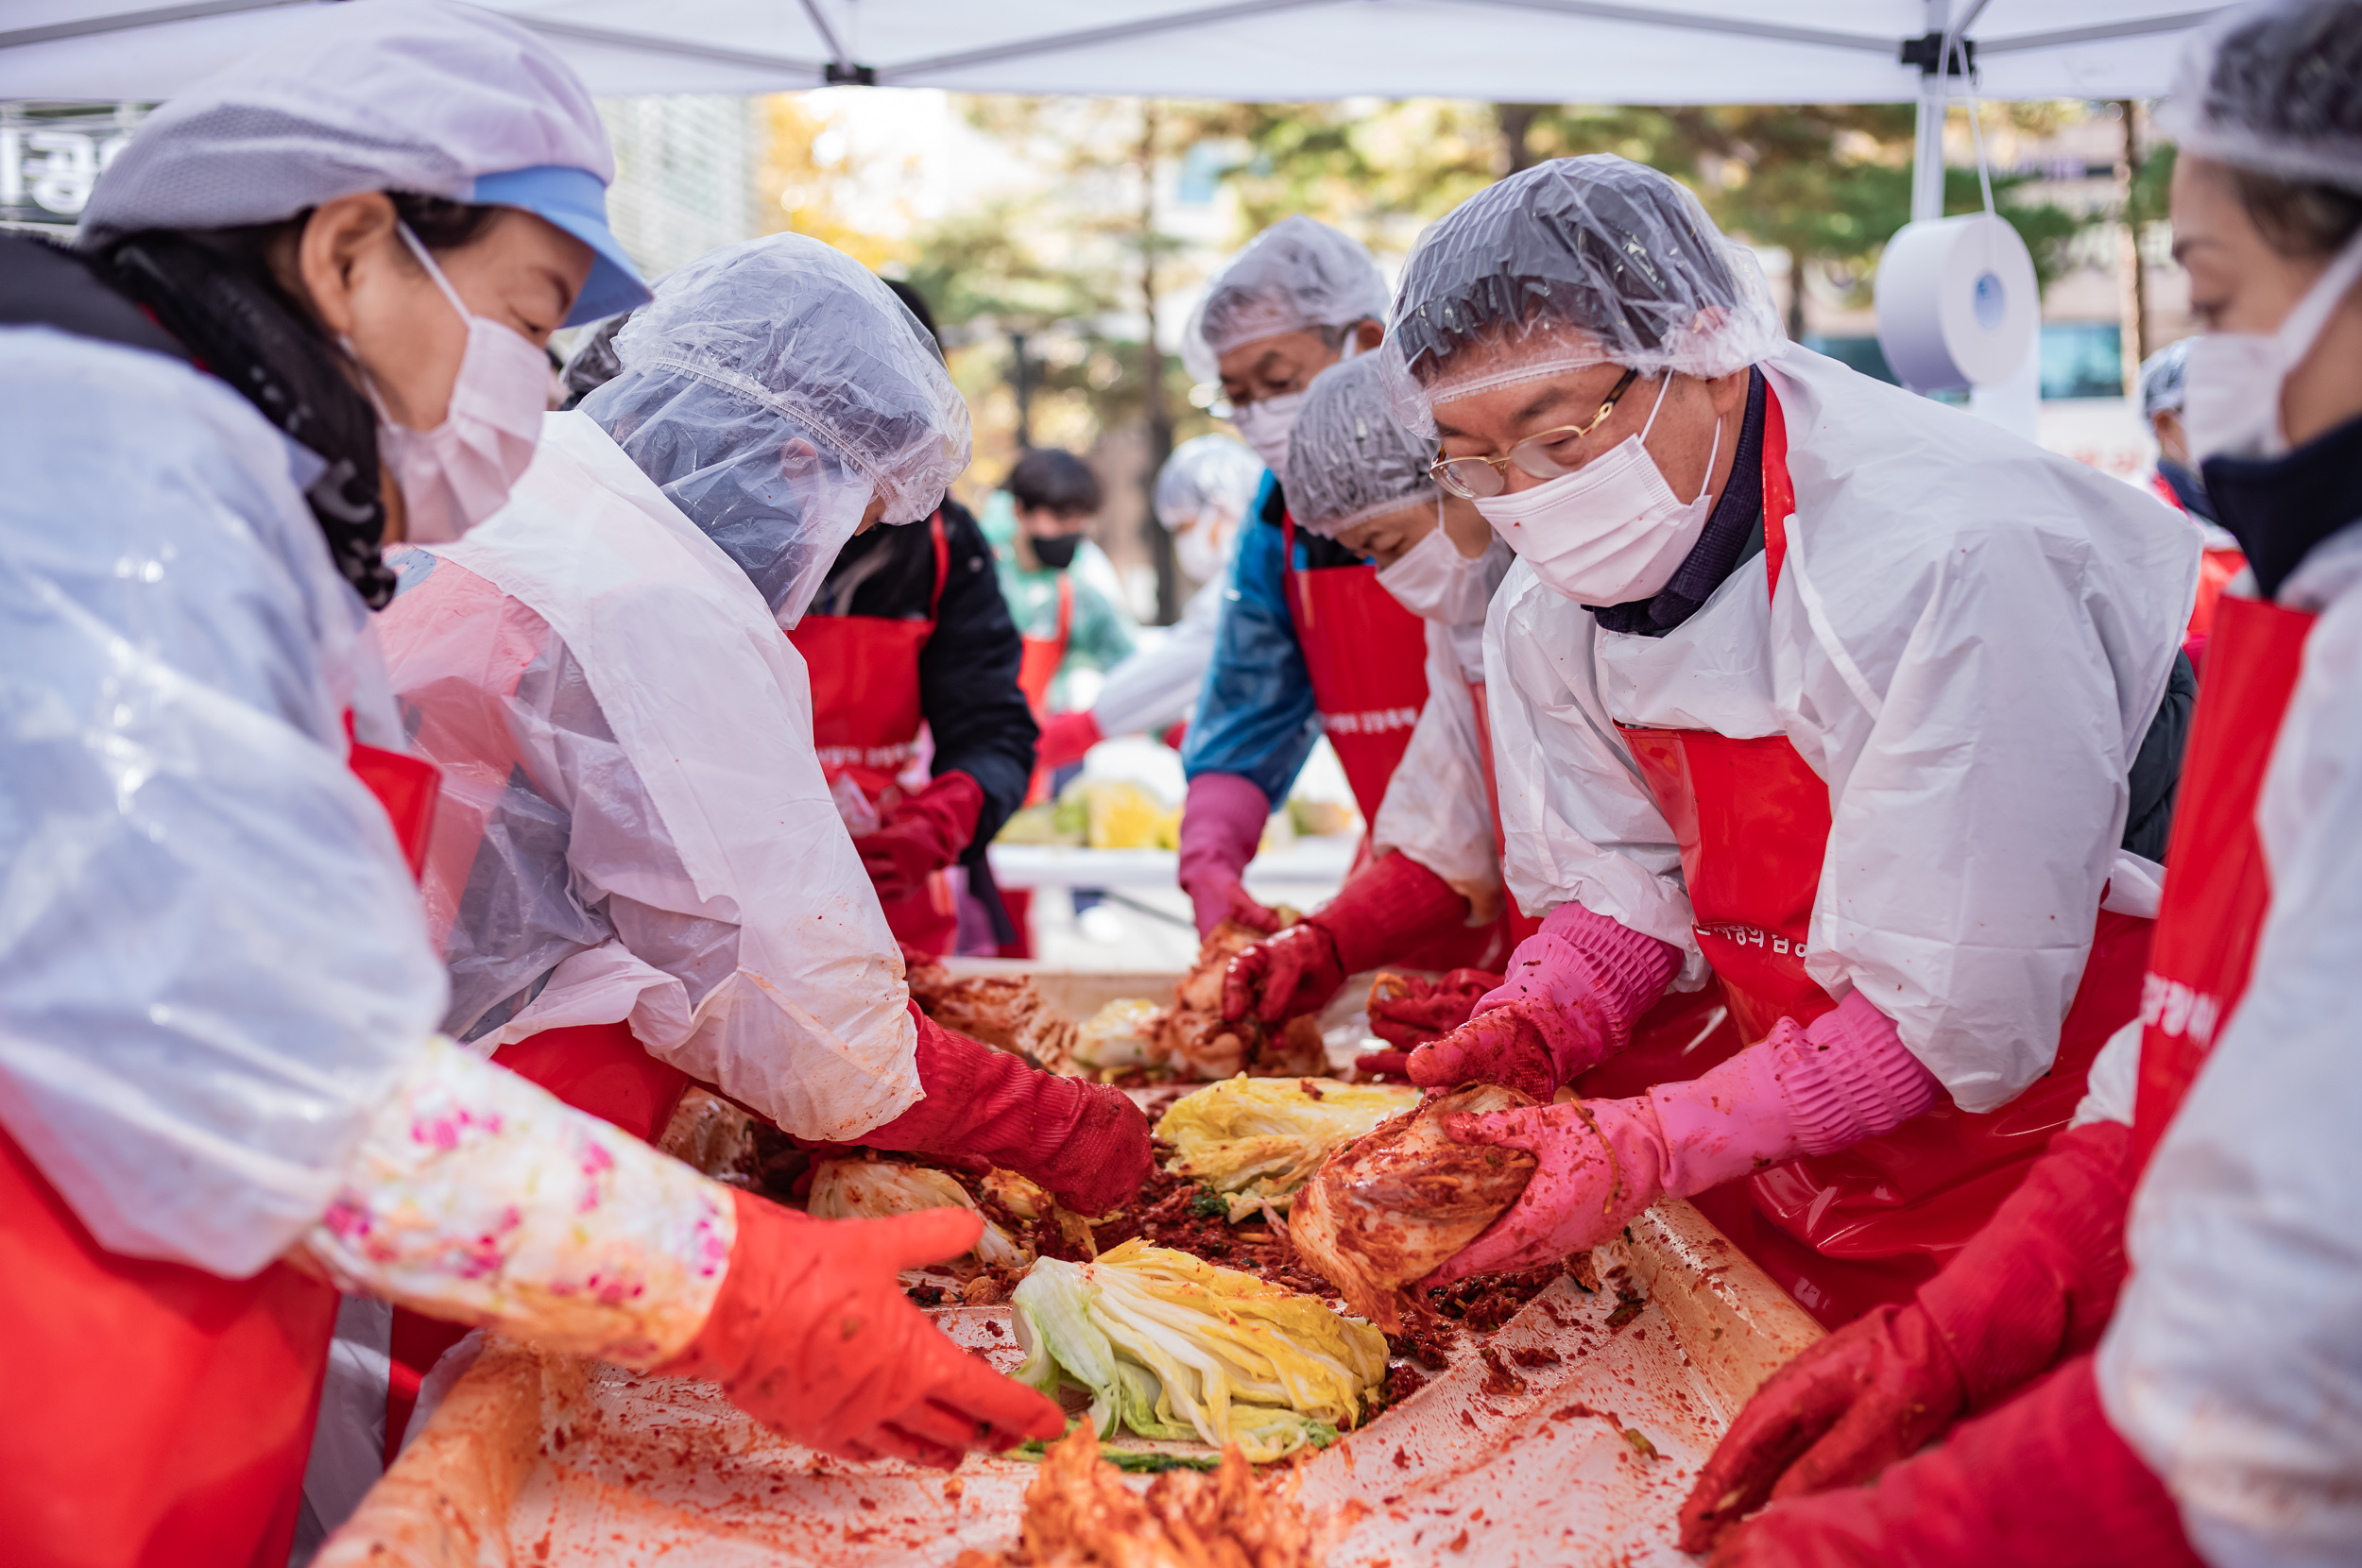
[1,0,2217,106]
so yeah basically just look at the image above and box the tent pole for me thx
[1911,0,1950,222]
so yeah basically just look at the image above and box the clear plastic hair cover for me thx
[580,233,971,627]
[1153,434,1265,530]
[2156,0,2362,196]
[2138,337,2192,418]
[1380,155,1785,435]
[1284,355,1439,537]
[1181,214,1393,383]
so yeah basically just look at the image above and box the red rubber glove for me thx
[1035,709,1104,772]
[863,1007,1153,1214]
[1705,1357,2204,1568]
[1679,1119,2136,1551]
[654,1192,1063,1467]
[1223,851,1471,1027]
[854,771,984,900]
[1178,772,1271,935]
[1367,968,1503,1050]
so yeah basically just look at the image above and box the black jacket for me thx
[806,497,1038,865]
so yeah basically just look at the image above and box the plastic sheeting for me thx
[1382,157,1788,435]
[2099,528,2362,1568]
[1481,342,2196,1112]
[381,411,920,1142]
[0,325,446,1277]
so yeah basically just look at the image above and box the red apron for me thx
[2131,593,2316,1168]
[1591,386,2155,1328]
[0,738,442,1568]
[1012,570,1075,811]
[787,514,961,955]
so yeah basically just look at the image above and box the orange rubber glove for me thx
[655,1192,1064,1467]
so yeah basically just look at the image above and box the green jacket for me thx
[980,490,1139,707]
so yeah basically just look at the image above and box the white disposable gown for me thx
[1092,568,1225,740]
[1482,342,2196,1111]
[0,325,446,1276]
[379,411,921,1142]
[2098,524,2362,1568]
[1372,593,1511,917]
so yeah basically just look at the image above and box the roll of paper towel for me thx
[1874,213,2039,392]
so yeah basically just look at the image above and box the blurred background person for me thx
[1033,433,1263,769]
[2140,336,2250,667]
[794,279,1036,959]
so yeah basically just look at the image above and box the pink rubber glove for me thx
[1432,992,1942,1281]
[1405,902,1678,1093]
[1703,1357,2204,1568]
[1035,709,1104,772]
[1223,850,1472,1025]
[1178,771,1273,936]
[861,1007,1154,1214]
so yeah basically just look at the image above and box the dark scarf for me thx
[2204,409,2362,601]
[1591,367,1767,637]
[94,231,396,608]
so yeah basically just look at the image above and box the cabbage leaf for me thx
[1157,1077,1419,1221]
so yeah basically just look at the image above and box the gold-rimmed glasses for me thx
[1428,366,1641,499]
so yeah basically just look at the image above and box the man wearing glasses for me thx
[1384,157,2198,1327]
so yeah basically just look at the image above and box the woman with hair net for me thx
[377,230,1150,1194]
[1216,354,1521,1035]
[0,7,1058,1564]
[2140,336,2250,665]
[1380,153,2198,1329]
[1680,3,2362,1562]
[1173,216,1435,936]
[1034,434,1265,769]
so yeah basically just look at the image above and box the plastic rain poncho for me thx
[1378,155,1786,435]
[1480,342,2196,1112]
[1286,354,1509,905]
[0,326,446,1277]
[1181,215,1392,384]
[2100,525,2362,1568]
[380,235,972,1141]
[1089,436,1263,738]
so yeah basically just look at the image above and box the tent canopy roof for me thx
[1,0,2219,104]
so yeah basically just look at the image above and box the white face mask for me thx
[2183,229,2362,466]
[365,224,554,544]
[1233,391,1305,477]
[1376,496,1512,625]
[1471,375,1721,608]
[1172,509,1235,584]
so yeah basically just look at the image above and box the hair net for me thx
[579,232,971,628]
[1154,435,1264,530]
[1283,356,1438,537]
[1181,215,1392,383]
[2139,338,2193,418]
[2156,0,2362,195]
[1379,155,1785,435]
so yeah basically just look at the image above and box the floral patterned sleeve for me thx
[296,1035,735,1368]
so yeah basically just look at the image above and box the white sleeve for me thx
[2098,586,2362,1566]
[1372,622,1503,914]
[1483,562,1709,983]
[1090,576,1224,738]
[1788,517,2161,1113]
[0,329,446,1277]
[2068,1020,2141,1130]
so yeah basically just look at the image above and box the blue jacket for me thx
[1180,471,1366,807]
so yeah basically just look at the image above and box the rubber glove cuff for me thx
[1178,772,1272,935]
[1476,901,1679,1059]
[1036,708,1104,772]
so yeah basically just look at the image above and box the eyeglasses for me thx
[1428,367,1640,499]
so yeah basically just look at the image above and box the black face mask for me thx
[1030,532,1081,570]
[2203,409,2362,600]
